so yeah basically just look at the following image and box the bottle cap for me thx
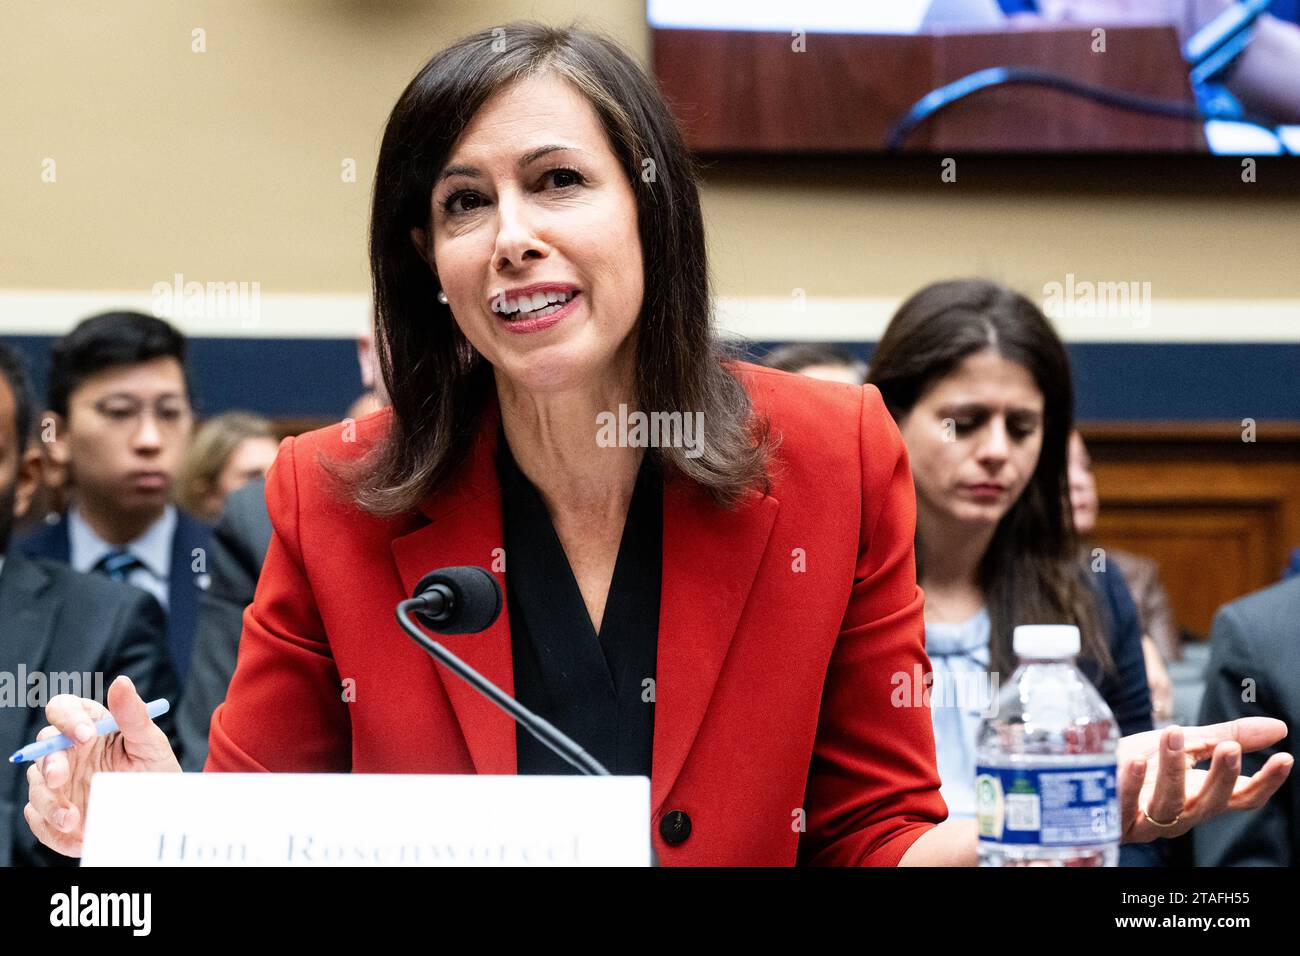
[1013,624,1081,659]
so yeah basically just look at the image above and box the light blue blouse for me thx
[925,608,992,820]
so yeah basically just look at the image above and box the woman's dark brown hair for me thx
[350,21,771,516]
[867,279,1112,678]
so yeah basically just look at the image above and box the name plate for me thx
[81,773,651,866]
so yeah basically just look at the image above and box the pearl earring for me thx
[436,290,449,305]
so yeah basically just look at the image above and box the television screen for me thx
[649,0,1300,153]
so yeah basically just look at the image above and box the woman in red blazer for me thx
[24,23,1290,865]
[217,362,944,866]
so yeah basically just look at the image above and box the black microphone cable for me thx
[884,65,1295,154]
[396,595,611,776]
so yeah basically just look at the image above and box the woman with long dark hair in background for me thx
[868,279,1163,863]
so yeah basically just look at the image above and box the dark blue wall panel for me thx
[749,341,1300,421]
[6,336,363,420]
[4,335,1296,421]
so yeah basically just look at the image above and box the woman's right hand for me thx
[23,674,181,857]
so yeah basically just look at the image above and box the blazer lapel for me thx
[652,478,780,815]
[389,399,517,776]
[0,557,60,766]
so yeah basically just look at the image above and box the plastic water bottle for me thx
[976,624,1120,866]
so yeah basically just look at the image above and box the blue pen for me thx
[7,698,170,764]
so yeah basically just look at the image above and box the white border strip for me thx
[1,290,1297,342]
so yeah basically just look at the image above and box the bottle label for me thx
[974,763,1119,846]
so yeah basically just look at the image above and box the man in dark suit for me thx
[1194,576,1299,865]
[177,477,272,771]
[0,342,177,866]
[16,312,212,689]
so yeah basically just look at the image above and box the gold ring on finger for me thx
[1142,807,1182,828]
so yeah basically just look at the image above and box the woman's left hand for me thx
[1118,718,1293,844]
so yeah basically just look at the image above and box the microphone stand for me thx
[396,599,610,776]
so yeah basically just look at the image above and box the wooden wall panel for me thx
[1084,423,1300,641]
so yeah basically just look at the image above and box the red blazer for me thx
[206,362,949,865]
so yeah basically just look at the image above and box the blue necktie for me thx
[93,549,145,583]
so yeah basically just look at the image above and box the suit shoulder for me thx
[214,478,274,565]
[1216,577,1300,644]
[1111,548,1156,581]
[29,557,163,616]
[13,518,66,559]
[1096,557,1138,604]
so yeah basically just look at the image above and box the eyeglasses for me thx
[87,396,193,431]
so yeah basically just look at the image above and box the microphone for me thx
[409,566,502,634]
[395,566,610,776]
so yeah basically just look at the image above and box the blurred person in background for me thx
[1194,575,1300,865]
[175,411,277,521]
[345,319,391,421]
[868,278,1166,865]
[760,342,868,386]
[0,342,177,866]
[1068,430,1178,725]
[178,329,391,768]
[7,400,73,537]
[17,312,212,689]
[175,477,271,771]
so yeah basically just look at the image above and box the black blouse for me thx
[496,429,661,776]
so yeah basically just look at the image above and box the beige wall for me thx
[3,0,1297,313]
